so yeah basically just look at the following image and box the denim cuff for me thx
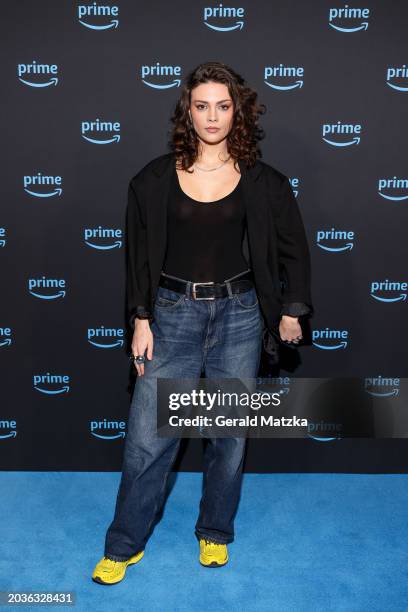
[104,553,135,562]
[195,530,232,544]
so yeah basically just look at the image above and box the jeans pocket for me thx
[233,287,259,309]
[154,286,185,310]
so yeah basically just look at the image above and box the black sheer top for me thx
[162,166,248,282]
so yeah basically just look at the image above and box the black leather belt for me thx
[159,270,255,300]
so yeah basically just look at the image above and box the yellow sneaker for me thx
[92,551,144,585]
[199,538,228,567]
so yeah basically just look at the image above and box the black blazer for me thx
[125,152,314,358]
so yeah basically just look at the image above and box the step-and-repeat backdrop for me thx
[2,1,407,471]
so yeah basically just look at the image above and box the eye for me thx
[194,104,231,111]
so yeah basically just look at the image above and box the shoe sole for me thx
[199,558,228,568]
[92,551,144,585]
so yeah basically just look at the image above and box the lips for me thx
[205,128,219,132]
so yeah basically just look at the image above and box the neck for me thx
[196,142,230,166]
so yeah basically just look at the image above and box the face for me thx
[189,81,235,145]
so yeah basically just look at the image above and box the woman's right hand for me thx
[131,319,154,376]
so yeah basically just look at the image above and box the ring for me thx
[131,354,146,364]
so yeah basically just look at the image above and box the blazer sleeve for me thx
[126,179,153,329]
[280,302,312,317]
[274,176,314,317]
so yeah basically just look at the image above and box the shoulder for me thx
[252,159,290,196]
[129,152,173,186]
[257,159,288,184]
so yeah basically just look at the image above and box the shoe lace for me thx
[102,557,121,568]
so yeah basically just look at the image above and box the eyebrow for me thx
[193,99,232,103]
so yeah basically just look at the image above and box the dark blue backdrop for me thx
[1,1,407,471]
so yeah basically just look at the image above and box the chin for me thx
[199,131,226,144]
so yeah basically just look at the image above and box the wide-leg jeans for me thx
[104,275,264,561]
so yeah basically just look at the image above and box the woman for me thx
[92,61,313,585]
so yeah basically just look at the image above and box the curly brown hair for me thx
[167,61,266,173]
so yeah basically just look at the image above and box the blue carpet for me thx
[1,472,408,611]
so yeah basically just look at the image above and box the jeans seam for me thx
[143,440,181,539]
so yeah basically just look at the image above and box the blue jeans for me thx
[104,272,263,560]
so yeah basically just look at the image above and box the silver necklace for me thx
[194,155,231,172]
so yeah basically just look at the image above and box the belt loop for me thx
[223,268,251,298]
[186,280,192,300]
[226,280,233,298]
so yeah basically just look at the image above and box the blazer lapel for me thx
[145,154,173,293]
[237,158,270,291]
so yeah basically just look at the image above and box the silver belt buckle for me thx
[192,281,216,300]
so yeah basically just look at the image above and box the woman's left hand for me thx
[279,315,303,344]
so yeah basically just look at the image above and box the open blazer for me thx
[125,152,314,364]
